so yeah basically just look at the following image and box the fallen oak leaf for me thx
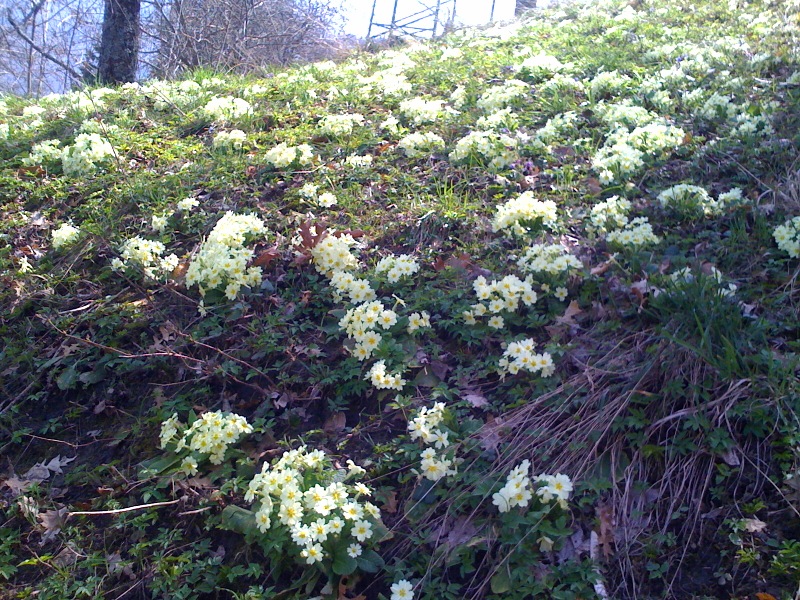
[297,219,328,250]
[478,415,506,454]
[742,518,767,533]
[3,475,32,496]
[555,300,583,326]
[380,490,398,514]
[596,503,615,560]
[336,229,365,239]
[461,390,489,408]
[590,259,613,276]
[338,575,366,600]
[38,506,69,544]
[251,244,281,268]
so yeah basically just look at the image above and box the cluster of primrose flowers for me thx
[517,52,573,81]
[308,233,361,277]
[477,79,529,112]
[605,217,660,249]
[492,192,559,235]
[160,411,253,475]
[366,360,407,390]
[587,195,632,235]
[463,274,538,330]
[51,223,81,251]
[498,338,555,377]
[592,120,685,185]
[657,184,743,219]
[407,402,458,482]
[344,154,373,169]
[668,266,737,298]
[112,237,178,281]
[203,96,252,122]
[375,254,420,283]
[398,98,453,124]
[212,129,247,151]
[773,216,800,258]
[23,139,63,170]
[298,183,338,208]
[516,244,582,281]
[266,142,315,169]
[185,211,266,300]
[338,301,396,361]
[397,131,445,158]
[492,460,573,513]
[151,197,201,233]
[318,113,364,137]
[243,446,384,567]
[305,231,422,387]
[61,132,115,177]
[449,130,519,169]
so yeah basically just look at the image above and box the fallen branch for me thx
[68,499,181,517]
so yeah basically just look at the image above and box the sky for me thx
[341,0,516,39]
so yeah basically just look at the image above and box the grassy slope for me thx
[1,0,800,597]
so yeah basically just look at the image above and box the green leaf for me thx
[491,567,511,594]
[413,367,440,388]
[219,505,256,535]
[56,364,79,390]
[79,364,107,385]
[138,455,182,477]
[332,551,358,576]
[356,549,385,573]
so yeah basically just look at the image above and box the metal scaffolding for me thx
[367,0,457,40]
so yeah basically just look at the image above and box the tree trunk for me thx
[515,0,537,16]
[98,0,141,84]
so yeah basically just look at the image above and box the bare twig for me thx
[7,10,83,81]
[68,499,181,517]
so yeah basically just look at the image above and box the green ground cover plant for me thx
[1,0,800,597]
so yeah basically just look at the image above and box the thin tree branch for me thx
[7,10,83,81]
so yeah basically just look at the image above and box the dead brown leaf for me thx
[380,490,398,514]
[584,177,604,196]
[171,261,189,280]
[596,503,615,559]
[338,575,366,600]
[4,475,31,496]
[555,300,584,326]
[323,412,347,434]
[429,360,452,380]
[461,390,489,408]
[38,506,68,543]
[590,259,613,276]
[251,244,281,268]
[743,518,767,533]
[720,447,740,467]
[478,416,506,453]
[297,219,328,250]
[428,516,479,551]
[52,545,79,568]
